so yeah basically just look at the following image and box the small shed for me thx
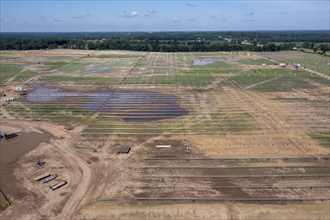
[293,63,301,68]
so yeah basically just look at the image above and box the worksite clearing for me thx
[0,49,329,219]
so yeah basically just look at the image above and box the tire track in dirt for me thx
[244,76,281,90]
[222,78,319,156]
[0,119,92,218]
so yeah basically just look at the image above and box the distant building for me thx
[279,63,287,67]
[293,63,301,68]
[292,47,298,50]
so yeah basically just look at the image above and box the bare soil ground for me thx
[0,50,329,219]
[79,202,330,220]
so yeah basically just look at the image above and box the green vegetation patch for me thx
[182,68,242,75]
[308,132,330,148]
[300,74,330,85]
[0,64,23,85]
[187,111,258,133]
[13,70,38,82]
[123,75,176,85]
[58,63,89,73]
[46,56,74,61]
[45,61,68,68]
[123,74,215,87]
[6,104,93,128]
[81,107,258,138]
[271,97,309,102]
[97,54,112,58]
[104,57,140,67]
[39,75,122,85]
[176,74,215,87]
[46,61,91,73]
[220,69,327,92]
[253,76,310,92]
[260,51,330,76]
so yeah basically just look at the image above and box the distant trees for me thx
[0,31,329,52]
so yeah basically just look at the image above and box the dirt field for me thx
[0,49,329,219]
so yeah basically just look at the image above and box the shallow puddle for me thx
[193,58,240,65]
[0,131,50,164]
[0,131,50,192]
[27,84,188,122]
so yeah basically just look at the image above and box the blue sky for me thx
[0,0,329,32]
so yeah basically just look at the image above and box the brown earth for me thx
[0,50,329,219]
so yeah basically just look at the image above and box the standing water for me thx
[27,84,188,122]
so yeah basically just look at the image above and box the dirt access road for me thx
[0,119,93,219]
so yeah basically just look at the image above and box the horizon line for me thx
[1,30,330,33]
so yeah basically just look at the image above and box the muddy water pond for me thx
[27,84,188,122]
[193,58,240,65]
[0,132,50,165]
[0,132,50,200]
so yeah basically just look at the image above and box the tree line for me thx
[0,31,329,52]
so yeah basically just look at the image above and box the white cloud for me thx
[186,17,197,22]
[173,17,180,22]
[125,11,139,18]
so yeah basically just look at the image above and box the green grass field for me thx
[45,61,68,68]
[45,61,89,73]
[123,73,215,87]
[57,63,89,72]
[308,132,330,148]
[219,69,329,92]
[6,104,93,128]
[0,64,23,85]
[12,70,38,83]
[1,50,328,146]
[260,51,330,75]
[38,75,123,85]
